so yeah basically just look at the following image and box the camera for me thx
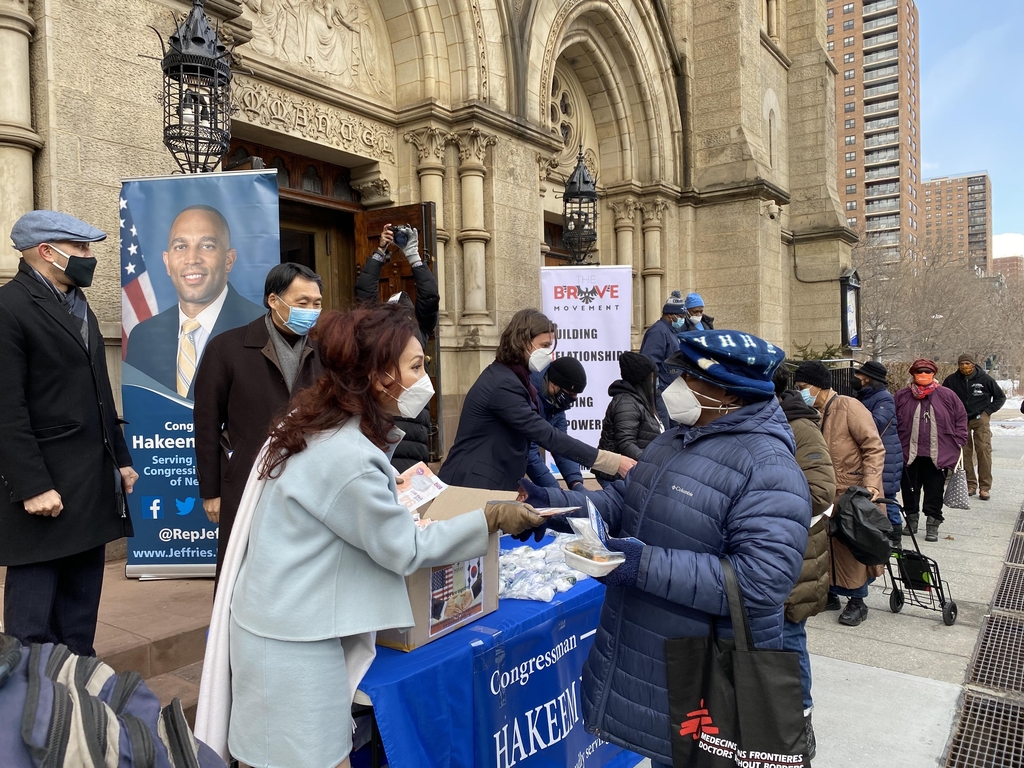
[765,203,781,220]
[392,224,415,248]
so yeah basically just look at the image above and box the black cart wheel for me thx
[943,601,958,626]
[889,589,905,613]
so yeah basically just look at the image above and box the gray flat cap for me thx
[10,210,107,251]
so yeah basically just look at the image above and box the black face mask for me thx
[851,379,864,392]
[50,244,98,288]
[551,389,577,411]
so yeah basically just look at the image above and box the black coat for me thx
[355,259,440,467]
[942,369,1007,421]
[124,283,265,397]
[595,380,663,481]
[0,261,133,566]
[193,316,322,569]
[438,362,600,491]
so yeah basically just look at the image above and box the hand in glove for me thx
[595,536,644,588]
[516,477,551,508]
[483,501,544,535]
[399,227,422,267]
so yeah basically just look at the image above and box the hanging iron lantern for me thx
[562,146,598,264]
[154,0,232,173]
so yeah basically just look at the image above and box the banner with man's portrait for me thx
[120,170,279,578]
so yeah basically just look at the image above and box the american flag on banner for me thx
[119,195,159,356]
[431,566,454,601]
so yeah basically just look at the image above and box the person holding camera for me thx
[356,224,440,472]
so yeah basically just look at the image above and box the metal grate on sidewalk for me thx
[992,565,1024,614]
[945,695,1024,768]
[967,615,1024,693]
[1015,507,1024,534]
[1007,534,1024,566]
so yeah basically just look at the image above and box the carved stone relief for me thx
[235,78,396,163]
[241,0,393,100]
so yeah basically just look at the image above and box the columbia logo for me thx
[671,485,694,497]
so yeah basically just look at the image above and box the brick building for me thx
[827,0,922,260]
[923,173,994,274]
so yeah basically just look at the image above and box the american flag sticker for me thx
[429,558,485,637]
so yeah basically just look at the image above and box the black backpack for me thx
[829,486,893,566]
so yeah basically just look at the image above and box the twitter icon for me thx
[175,498,196,516]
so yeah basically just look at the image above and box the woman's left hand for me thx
[595,536,644,587]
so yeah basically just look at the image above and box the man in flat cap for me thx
[0,210,138,656]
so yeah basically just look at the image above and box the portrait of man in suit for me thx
[125,205,265,399]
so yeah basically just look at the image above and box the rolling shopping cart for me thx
[879,498,958,626]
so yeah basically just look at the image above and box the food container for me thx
[563,541,625,578]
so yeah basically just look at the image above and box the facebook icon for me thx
[141,496,163,520]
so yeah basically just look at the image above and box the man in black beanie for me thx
[526,357,589,490]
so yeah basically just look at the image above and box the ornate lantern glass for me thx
[562,147,598,264]
[156,0,232,173]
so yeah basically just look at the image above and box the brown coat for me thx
[781,395,838,622]
[192,316,323,572]
[819,392,887,589]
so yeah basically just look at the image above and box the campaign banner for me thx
[120,170,279,578]
[473,593,642,768]
[540,266,633,449]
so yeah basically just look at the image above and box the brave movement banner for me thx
[120,170,279,578]
[541,266,633,451]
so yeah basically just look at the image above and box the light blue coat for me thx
[230,418,490,641]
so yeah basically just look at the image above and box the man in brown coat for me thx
[795,361,885,628]
[775,374,837,758]
[193,263,324,578]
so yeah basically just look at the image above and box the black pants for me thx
[3,545,106,656]
[901,457,948,523]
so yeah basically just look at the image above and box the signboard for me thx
[540,266,633,448]
[474,592,642,768]
[120,170,279,578]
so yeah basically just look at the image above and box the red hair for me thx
[260,304,419,477]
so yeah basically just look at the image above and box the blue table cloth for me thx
[357,538,643,768]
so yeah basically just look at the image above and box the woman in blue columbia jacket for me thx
[522,331,811,766]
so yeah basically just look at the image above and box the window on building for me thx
[844,36,854,46]
[846,184,857,194]
[845,69,855,79]
[845,135,857,145]
[846,152,857,161]
[847,217,858,226]
[827,24,834,35]
[846,201,857,210]
[844,86,856,96]
[827,41,835,51]
[827,8,834,19]
[844,20,855,31]
[843,3,854,13]
[846,168,857,177]
[844,53,855,63]
[845,102,856,112]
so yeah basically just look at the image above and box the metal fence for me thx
[778,359,860,397]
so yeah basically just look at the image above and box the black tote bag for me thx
[666,560,808,767]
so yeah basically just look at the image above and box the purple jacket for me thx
[894,385,968,470]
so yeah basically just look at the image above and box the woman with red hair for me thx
[212,305,541,768]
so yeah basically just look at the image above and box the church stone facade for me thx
[1,0,854,442]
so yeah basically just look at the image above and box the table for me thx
[355,538,644,768]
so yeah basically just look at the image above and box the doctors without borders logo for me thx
[679,699,718,740]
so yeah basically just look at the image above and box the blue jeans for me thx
[782,618,813,711]
[886,502,902,527]
[830,579,870,599]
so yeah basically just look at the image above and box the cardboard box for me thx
[376,486,517,652]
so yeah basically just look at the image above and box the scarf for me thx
[907,400,939,465]
[507,363,539,410]
[910,380,939,400]
[29,267,90,348]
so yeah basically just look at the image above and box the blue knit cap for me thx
[666,329,786,401]
[685,292,705,310]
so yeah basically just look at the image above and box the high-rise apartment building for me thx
[993,256,1024,284]
[828,0,922,258]
[922,173,994,273]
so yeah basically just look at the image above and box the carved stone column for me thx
[767,0,779,43]
[405,127,453,317]
[453,128,496,320]
[609,198,638,270]
[0,0,43,279]
[641,199,669,327]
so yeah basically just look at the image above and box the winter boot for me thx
[888,525,903,549]
[904,513,919,536]
[925,519,940,542]
[838,597,868,627]
[824,593,841,611]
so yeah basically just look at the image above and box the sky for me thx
[918,0,1024,252]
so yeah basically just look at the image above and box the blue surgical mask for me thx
[671,318,685,332]
[800,388,816,406]
[275,302,321,335]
